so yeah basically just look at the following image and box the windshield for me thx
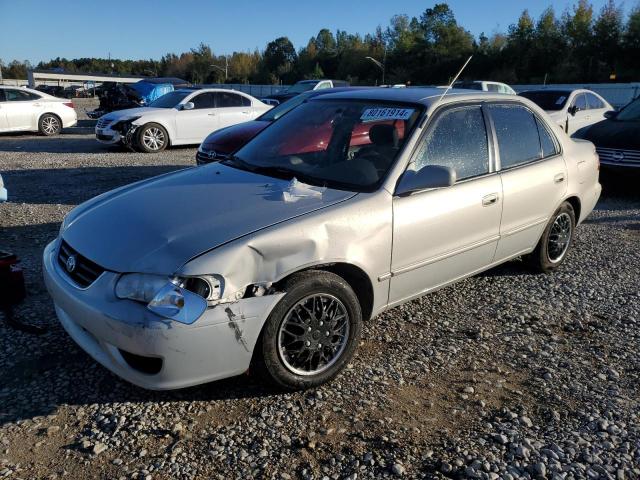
[258,92,314,121]
[519,91,570,111]
[148,90,191,108]
[287,81,318,94]
[616,98,640,121]
[229,100,421,191]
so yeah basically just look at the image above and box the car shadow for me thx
[1,165,189,205]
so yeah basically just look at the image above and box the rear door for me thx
[214,92,254,129]
[389,104,503,305]
[489,103,567,260]
[175,92,218,143]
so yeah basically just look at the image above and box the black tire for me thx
[525,201,575,273]
[136,123,169,153]
[253,270,362,390]
[38,113,62,136]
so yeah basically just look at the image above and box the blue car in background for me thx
[0,174,7,202]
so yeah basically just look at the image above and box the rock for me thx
[391,463,406,476]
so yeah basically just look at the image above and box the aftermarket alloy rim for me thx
[547,212,572,263]
[277,294,350,376]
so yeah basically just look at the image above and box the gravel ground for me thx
[0,132,638,480]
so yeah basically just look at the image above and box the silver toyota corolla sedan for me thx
[44,88,601,390]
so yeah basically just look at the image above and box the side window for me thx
[5,89,39,101]
[489,104,541,169]
[586,93,605,110]
[315,81,331,90]
[215,92,244,108]
[486,83,501,92]
[190,92,215,109]
[413,105,489,180]
[0,90,5,102]
[535,117,559,158]
[241,95,251,107]
[572,94,587,111]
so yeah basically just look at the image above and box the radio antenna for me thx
[432,55,473,109]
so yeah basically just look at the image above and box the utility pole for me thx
[210,56,229,82]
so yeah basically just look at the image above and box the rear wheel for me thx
[38,114,61,136]
[136,123,168,153]
[526,202,575,272]
[254,271,362,390]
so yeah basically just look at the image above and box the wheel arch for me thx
[564,195,581,224]
[274,262,375,321]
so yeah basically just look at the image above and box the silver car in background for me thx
[43,88,601,390]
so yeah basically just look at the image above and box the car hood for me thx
[62,163,357,274]
[200,121,269,155]
[580,119,640,149]
[103,107,166,122]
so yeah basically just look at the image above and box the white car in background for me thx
[0,173,6,202]
[95,89,272,153]
[0,86,77,135]
[519,89,613,136]
[454,80,517,95]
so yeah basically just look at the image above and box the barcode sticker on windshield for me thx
[361,107,414,122]
[556,96,566,105]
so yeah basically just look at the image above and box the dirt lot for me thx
[0,130,639,479]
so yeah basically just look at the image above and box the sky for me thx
[0,0,633,64]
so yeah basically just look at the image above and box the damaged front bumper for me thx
[95,120,139,147]
[43,240,284,390]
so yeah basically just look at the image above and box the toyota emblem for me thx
[65,255,77,273]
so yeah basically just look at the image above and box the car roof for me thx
[308,87,495,107]
[520,89,576,95]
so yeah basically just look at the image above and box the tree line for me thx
[2,0,639,86]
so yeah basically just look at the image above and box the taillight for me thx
[63,102,74,109]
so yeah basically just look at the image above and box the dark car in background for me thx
[196,87,365,165]
[574,96,640,169]
[261,79,349,105]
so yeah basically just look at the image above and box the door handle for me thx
[241,110,251,114]
[554,173,565,183]
[482,193,499,206]
[33,103,42,107]
[207,113,216,116]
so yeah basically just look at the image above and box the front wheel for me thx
[136,123,168,153]
[526,201,575,272]
[254,271,362,390]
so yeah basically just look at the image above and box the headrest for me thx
[368,124,397,147]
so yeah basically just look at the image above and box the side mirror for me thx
[604,110,617,119]
[395,165,456,196]
[568,105,579,116]
[180,102,195,111]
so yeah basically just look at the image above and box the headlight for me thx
[181,275,223,302]
[115,273,207,325]
[115,273,169,303]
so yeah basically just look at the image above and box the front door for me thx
[389,104,502,306]
[487,104,568,260]
[3,88,40,130]
[566,93,591,135]
[176,92,219,143]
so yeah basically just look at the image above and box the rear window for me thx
[489,104,542,169]
[519,91,570,111]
